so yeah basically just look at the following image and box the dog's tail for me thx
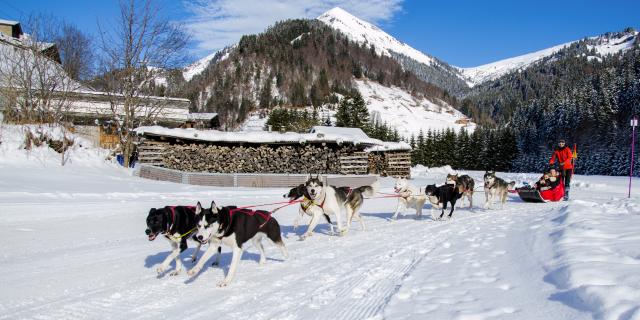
[358,181,379,198]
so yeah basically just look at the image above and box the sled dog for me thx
[145,205,212,276]
[392,178,427,220]
[188,201,288,287]
[284,184,335,239]
[425,184,460,220]
[483,171,516,209]
[446,174,475,208]
[304,175,378,234]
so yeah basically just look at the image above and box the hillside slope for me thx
[181,18,468,133]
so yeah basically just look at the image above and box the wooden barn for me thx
[133,126,412,187]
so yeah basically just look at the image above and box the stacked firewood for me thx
[162,143,359,174]
[368,153,387,176]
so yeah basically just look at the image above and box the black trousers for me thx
[563,168,573,193]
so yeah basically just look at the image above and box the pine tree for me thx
[335,96,352,127]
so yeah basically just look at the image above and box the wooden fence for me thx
[137,165,378,188]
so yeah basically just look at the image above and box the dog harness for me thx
[222,208,273,234]
[300,190,329,213]
[300,197,314,212]
[164,206,197,241]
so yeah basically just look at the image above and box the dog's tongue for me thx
[148,234,156,241]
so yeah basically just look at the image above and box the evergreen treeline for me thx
[264,108,320,132]
[263,92,400,142]
[409,127,518,172]
[462,29,640,176]
[335,92,400,142]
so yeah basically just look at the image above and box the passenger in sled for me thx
[517,168,565,202]
[537,168,564,202]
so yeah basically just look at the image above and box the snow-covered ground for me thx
[1,126,639,319]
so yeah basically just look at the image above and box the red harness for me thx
[228,207,272,221]
[226,207,273,230]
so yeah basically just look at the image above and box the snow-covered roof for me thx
[135,126,411,151]
[187,113,218,120]
[0,19,19,25]
[310,126,369,139]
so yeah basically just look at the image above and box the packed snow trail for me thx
[1,156,639,319]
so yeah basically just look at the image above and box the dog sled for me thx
[516,187,548,203]
[516,180,565,203]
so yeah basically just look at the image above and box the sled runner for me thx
[516,187,548,203]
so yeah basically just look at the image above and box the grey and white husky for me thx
[304,175,378,234]
[446,174,475,208]
[483,171,516,209]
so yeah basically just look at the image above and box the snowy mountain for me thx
[317,7,639,90]
[317,7,469,95]
[317,7,435,67]
[458,29,639,86]
[183,45,235,81]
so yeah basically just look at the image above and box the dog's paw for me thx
[187,268,200,277]
[211,261,219,266]
[217,280,229,287]
[169,270,181,276]
[156,266,166,275]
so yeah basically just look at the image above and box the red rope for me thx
[376,192,400,196]
[364,195,402,200]
[226,199,303,229]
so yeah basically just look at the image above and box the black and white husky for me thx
[284,184,335,239]
[483,171,516,209]
[145,206,205,276]
[304,175,378,234]
[188,201,288,287]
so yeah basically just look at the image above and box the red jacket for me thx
[540,179,565,202]
[549,146,574,169]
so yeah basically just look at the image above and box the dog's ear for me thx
[210,201,218,214]
[196,202,202,214]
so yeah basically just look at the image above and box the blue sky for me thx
[3,0,639,67]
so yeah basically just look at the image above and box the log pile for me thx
[161,143,360,174]
[384,152,411,178]
[137,140,169,167]
[368,153,387,176]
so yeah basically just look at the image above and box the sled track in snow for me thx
[0,199,560,320]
